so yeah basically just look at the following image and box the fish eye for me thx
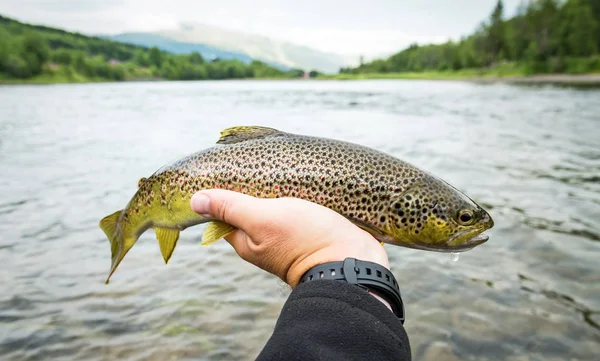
[457,209,474,225]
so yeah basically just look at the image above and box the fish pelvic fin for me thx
[154,227,180,264]
[217,126,281,144]
[201,221,236,246]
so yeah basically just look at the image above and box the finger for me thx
[190,189,267,231]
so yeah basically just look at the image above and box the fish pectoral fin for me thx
[202,221,236,246]
[348,218,387,243]
[380,242,385,247]
[217,126,281,144]
[154,227,180,264]
[99,210,122,240]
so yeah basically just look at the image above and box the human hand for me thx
[190,189,390,288]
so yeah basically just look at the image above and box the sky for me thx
[1,0,522,57]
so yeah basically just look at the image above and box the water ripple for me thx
[1,80,599,361]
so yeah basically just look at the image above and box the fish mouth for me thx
[395,232,489,253]
[407,231,489,252]
[452,232,489,251]
[445,227,489,249]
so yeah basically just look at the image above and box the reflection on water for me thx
[1,80,599,360]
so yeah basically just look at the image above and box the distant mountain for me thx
[106,33,252,61]
[104,33,289,70]
[156,23,347,73]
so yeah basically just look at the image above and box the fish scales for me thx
[100,126,493,283]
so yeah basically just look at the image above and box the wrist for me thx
[299,258,405,322]
[367,288,394,313]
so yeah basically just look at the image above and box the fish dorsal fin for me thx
[154,227,180,264]
[201,221,236,246]
[100,210,122,240]
[217,126,281,144]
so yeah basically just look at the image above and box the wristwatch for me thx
[299,258,405,323]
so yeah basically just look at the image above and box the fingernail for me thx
[191,193,211,216]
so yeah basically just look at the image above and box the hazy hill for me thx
[105,33,289,71]
[156,22,348,73]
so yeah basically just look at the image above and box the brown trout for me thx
[100,126,494,283]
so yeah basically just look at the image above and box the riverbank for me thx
[3,71,600,86]
[318,71,600,86]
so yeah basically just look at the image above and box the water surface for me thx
[1,80,599,360]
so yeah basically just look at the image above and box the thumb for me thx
[190,189,265,230]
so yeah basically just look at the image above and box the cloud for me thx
[1,0,524,55]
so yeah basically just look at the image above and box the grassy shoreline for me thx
[3,71,600,86]
[318,69,600,85]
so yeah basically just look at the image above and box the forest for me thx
[0,15,304,82]
[342,0,600,76]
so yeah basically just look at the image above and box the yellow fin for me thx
[217,126,281,144]
[202,221,236,246]
[380,242,385,246]
[100,210,130,285]
[100,210,122,240]
[155,227,180,264]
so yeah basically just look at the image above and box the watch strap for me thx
[299,258,405,323]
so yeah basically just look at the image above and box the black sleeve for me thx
[256,279,411,361]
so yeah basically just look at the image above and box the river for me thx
[1,80,599,360]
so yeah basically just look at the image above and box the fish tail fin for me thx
[100,210,135,284]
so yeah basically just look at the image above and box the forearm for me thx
[256,280,411,361]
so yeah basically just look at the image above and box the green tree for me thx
[149,47,163,67]
[487,0,506,63]
[580,0,600,50]
[505,1,530,61]
[560,0,598,56]
[188,52,205,65]
[51,49,73,65]
[133,49,151,67]
[526,0,561,61]
[0,27,11,71]
[21,32,50,75]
